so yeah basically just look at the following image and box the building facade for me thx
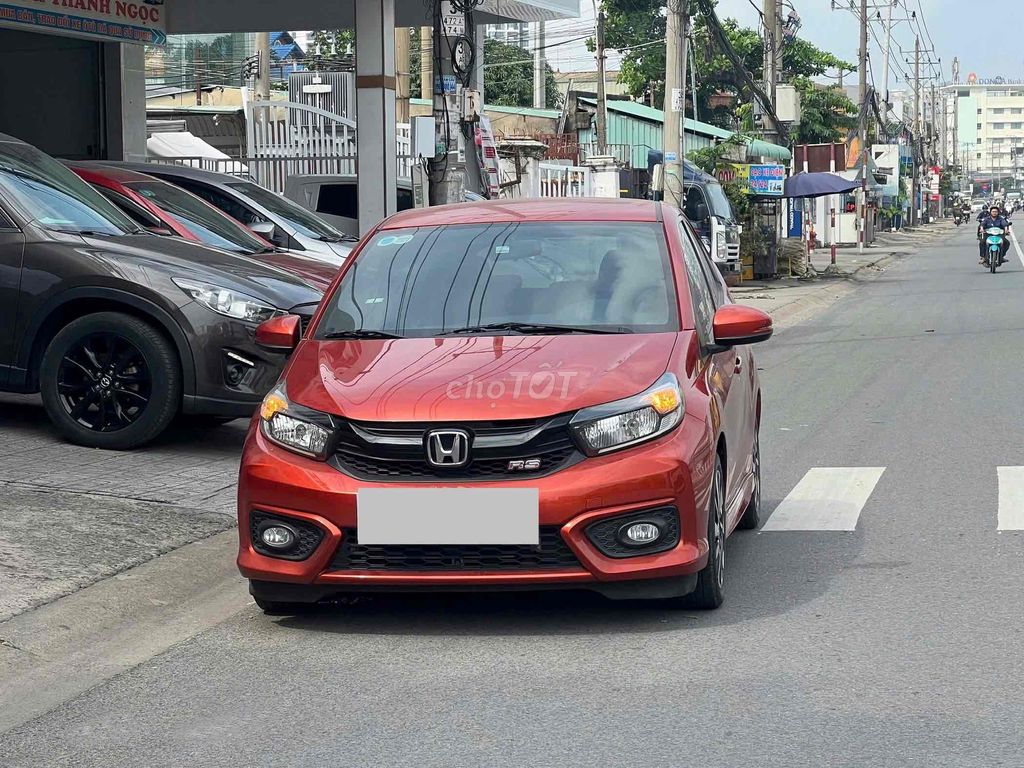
[942,81,1024,180]
[485,23,529,47]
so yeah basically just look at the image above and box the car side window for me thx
[176,181,265,227]
[683,186,708,223]
[95,188,163,230]
[315,184,358,218]
[676,218,715,346]
[0,205,17,230]
[679,216,727,308]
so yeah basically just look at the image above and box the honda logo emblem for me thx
[425,429,470,467]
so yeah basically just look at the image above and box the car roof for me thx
[103,161,241,185]
[380,198,662,229]
[63,161,162,185]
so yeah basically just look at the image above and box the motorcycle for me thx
[983,227,1006,273]
[954,211,966,226]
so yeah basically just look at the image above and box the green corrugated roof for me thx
[577,97,733,139]
[410,97,560,119]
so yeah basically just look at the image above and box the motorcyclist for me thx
[978,204,1012,265]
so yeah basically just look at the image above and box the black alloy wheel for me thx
[40,312,182,450]
[737,429,761,530]
[670,455,726,610]
[56,332,152,432]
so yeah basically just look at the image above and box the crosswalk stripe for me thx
[762,467,886,532]
[997,467,1024,531]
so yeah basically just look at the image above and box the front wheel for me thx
[669,455,726,610]
[991,249,999,273]
[737,430,762,530]
[39,312,181,450]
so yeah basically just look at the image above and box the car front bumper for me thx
[237,415,716,600]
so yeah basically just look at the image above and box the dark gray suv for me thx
[0,134,322,449]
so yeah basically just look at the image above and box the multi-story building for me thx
[485,23,529,48]
[941,80,1024,179]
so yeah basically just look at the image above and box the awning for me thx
[744,138,792,162]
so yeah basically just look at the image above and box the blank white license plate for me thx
[356,488,539,545]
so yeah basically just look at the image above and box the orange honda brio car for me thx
[237,198,772,613]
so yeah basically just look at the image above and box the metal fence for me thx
[146,155,413,195]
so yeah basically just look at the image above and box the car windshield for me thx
[704,182,735,221]
[225,181,348,241]
[315,222,678,338]
[126,179,268,254]
[0,144,134,235]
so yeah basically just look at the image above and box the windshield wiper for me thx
[322,329,403,340]
[443,322,631,336]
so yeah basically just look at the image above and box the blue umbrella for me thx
[783,172,861,199]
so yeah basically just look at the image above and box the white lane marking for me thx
[762,467,886,532]
[1012,227,1024,266]
[997,467,1024,531]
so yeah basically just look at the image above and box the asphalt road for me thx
[3,225,1023,767]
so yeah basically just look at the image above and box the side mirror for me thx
[255,314,301,351]
[695,203,710,222]
[712,304,773,347]
[249,221,276,238]
[146,226,174,236]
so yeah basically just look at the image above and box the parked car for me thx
[105,162,356,265]
[67,162,338,291]
[237,198,772,614]
[0,134,322,449]
[283,174,415,236]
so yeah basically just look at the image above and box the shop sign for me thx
[0,0,166,45]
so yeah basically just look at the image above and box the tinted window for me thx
[316,184,415,218]
[95,188,163,229]
[0,143,134,235]
[317,222,678,338]
[171,180,265,227]
[315,184,358,218]
[226,182,350,240]
[677,218,715,345]
[127,180,268,254]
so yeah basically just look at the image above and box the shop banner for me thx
[747,164,785,196]
[0,0,166,45]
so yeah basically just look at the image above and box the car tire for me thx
[39,312,181,450]
[673,454,726,610]
[737,429,761,530]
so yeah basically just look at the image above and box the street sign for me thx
[664,151,677,162]
[440,0,465,36]
[671,88,684,113]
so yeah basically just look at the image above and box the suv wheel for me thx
[40,312,181,450]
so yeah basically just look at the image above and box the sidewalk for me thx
[730,220,951,325]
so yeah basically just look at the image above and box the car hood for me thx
[259,250,339,291]
[293,235,352,265]
[286,333,677,421]
[78,233,323,309]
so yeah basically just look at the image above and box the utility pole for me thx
[858,0,868,253]
[532,21,546,109]
[662,0,687,207]
[762,0,778,144]
[880,1,893,114]
[420,27,432,101]
[595,10,608,154]
[255,31,271,101]
[913,35,920,226]
[395,27,410,123]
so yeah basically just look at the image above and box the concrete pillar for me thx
[356,0,398,234]
[102,43,147,162]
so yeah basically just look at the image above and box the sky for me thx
[542,0,1024,85]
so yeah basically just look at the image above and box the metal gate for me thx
[538,162,592,198]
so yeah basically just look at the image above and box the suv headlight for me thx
[173,278,278,324]
[260,385,333,459]
[715,232,729,260]
[570,374,684,456]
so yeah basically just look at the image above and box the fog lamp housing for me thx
[585,506,680,558]
[259,523,297,550]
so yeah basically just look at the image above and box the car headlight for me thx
[570,374,684,456]
[173,278,278,324]
[715,232,728,260]
[260,385,333,459]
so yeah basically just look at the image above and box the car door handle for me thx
[734,355,743,374]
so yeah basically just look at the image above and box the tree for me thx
[598,0,857,141]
